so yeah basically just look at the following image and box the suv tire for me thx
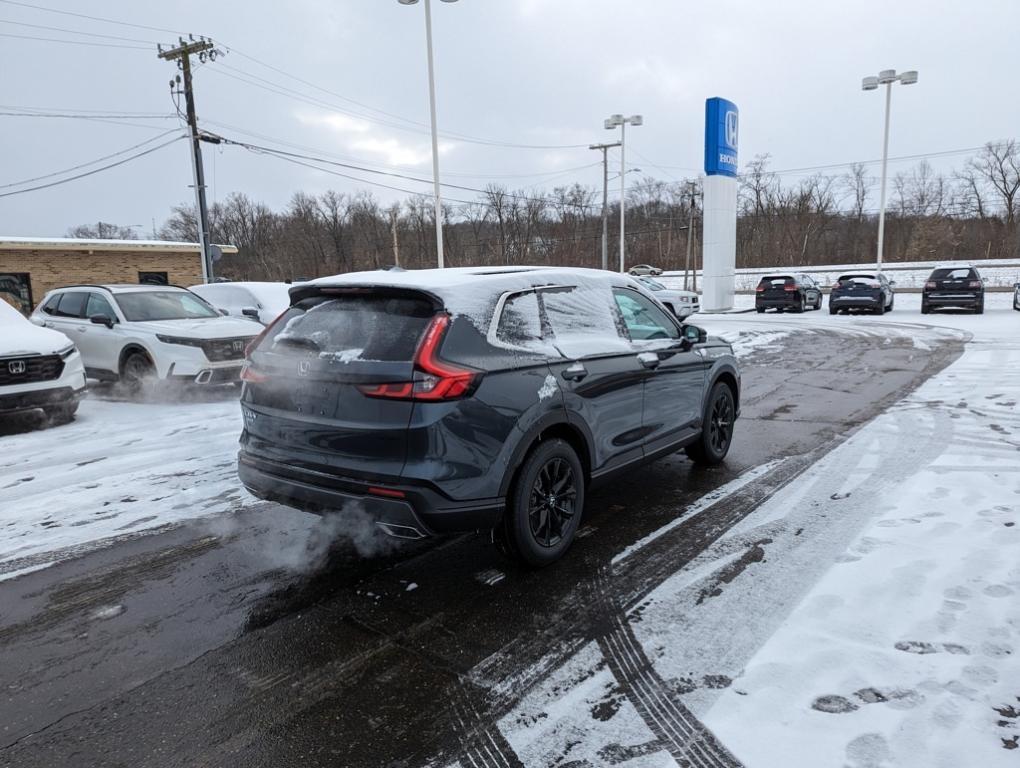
[975,299,984,315]
[500,438,584,567]
[120,351,157,397]
[43,402,78,425]
[686,381,735,466]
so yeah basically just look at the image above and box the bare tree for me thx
[67,221,140,240]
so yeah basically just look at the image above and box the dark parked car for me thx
[829,272,895,315]
[1014,281,1020,311]
[921,266,985,314]
[237,267,740,566]
[754,273,823,313]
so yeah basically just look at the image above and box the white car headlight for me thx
[57,343,77,359]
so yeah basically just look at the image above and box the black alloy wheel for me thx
[528,457,577,548]
[121,351,157,397]
[500,438,585,567]
[686,382,736,465]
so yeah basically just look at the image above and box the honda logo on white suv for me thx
[8,360,26,375]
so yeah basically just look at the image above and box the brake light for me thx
[755,284,765,292]
[925,281,937,290]
[784,283,798,292]
[357,313,480,402]
[968,280,981,288]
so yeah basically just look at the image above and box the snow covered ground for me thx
[480,293,1020,767]
[0,390,246,580]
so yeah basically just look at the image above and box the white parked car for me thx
[636,276,700,319]
[30,285,260,390]
[188,281,292,325]
[0,299,86,423]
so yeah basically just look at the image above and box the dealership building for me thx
[0,237,237,313]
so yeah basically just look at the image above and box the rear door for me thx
[613,288,705,453]
[44,291,89,352]
[241,291,436,479]
[80,292,122,373]
[934,268,974,293]
[759,275,793,303]
[540,284,648,475]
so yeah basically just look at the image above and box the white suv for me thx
[0,299,86,423]
[188,281,291,325]
[30,285,260,390]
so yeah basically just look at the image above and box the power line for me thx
[0,110,175,119]
[0,17,157,43]
[0,137,182,198]
[1,129,182,189]
[0,0,183,35]
[0,31,149,49]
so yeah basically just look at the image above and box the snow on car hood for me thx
[0,317,72,356]
[131,316,261,339]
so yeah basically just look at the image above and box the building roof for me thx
[0,236,237,254]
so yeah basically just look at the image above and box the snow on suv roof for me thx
[306,266,634,326]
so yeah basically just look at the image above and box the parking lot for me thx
[1,294,1015,767]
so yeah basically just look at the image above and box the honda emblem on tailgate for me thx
[8,360,26,374]
[298,360,310,376]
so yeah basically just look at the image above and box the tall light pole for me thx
[862,69,917,273]
[399,0,457,268]
[605,113,643,272]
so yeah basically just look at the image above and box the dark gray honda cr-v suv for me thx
[237,267,740,565]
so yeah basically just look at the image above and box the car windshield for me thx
[115,291,220,321]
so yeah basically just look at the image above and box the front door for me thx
[613,288,706,455]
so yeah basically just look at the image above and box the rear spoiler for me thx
[287,282,445,310]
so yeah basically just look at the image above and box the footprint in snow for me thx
[895,640,970,655]
[812,687,923,715]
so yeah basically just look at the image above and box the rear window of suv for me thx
[262,294,435,362]
[931,268,978,280]
[759,275,794,285]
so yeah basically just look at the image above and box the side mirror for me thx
[218,308,229,316]
[241,307,260,319]
[889,280,897,286]
[89,313,114,329]
[683,324,707,345]
[1014,282,1020,289]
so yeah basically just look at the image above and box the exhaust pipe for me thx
[375,522,428,540]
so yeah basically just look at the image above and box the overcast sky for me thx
[1,0,1018,238]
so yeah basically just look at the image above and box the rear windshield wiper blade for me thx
[273,336,322,352]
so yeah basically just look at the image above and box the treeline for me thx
[146,140,1019,280]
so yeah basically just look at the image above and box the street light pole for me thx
[400,0,458,268]
[604,114,643,273]
[862,69,917,274]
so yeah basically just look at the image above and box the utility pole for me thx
[589,141,620,271]
[159,36,221,283]
[683,182,699,291]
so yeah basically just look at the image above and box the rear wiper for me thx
[273,336,321,352]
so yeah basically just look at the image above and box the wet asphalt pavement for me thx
[0,328,964,768]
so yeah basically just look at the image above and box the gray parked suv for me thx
[237,267,740,566]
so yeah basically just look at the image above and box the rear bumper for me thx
[923,293,981,307]
[830,294,879,308]
[0,385,83,415]
[237,451,504,537]
[755,295,800,308]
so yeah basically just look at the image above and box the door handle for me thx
[637,352,661,370]
[561,363,588,382]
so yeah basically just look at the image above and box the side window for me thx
[40,294,60,315]
[496,291,543,347]
[86,293,117,320]
[55,292,87,319]
[541,286,624,345]
[613,289,680,341]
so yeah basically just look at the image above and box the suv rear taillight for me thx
[783,282,797,292]
[968,280,982,288]
[925,281,937,290]
[358,313,480,402]
[755,284,766,292]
